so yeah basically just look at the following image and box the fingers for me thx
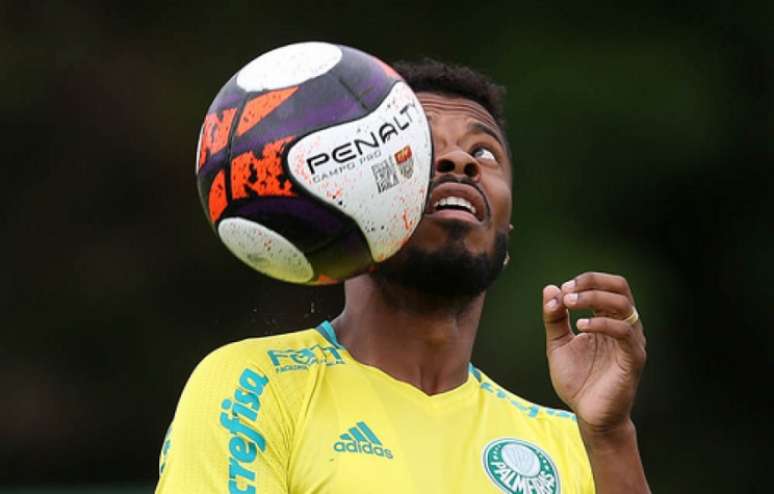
[544,272,644,350]
[561,289,633,319]
[577,316,647,362]
[562,271,633,302]
[577,316,633,339]
[542,284,573,346]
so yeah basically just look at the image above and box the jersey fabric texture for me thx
[156,322,595,494]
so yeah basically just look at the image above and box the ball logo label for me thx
[483,439,560,494]
[394,145,414,179]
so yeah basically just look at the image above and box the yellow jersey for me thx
[156,322,595,494]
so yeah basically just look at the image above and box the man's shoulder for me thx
[473,366,579,428]
[174,325,341,423]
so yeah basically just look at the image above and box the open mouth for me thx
[426,181,488,223]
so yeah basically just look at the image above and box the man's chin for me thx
[373,231,508,299]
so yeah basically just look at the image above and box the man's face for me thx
[375,92,513,297]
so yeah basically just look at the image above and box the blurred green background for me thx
[2,1,771,492]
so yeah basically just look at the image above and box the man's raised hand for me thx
[541,271,647,432]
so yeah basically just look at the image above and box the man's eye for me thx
[473,147,496,161]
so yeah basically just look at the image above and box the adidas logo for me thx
[333,421,394,460]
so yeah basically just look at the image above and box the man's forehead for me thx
[416,92,501,133]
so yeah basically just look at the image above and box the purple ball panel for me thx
[228,196,350,252]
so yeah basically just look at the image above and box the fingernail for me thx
[577,318,589,330]
[562,280,575,291]
[564,293,578,305]
[545,299,558,310]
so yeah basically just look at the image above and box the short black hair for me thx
[392,58,507,131]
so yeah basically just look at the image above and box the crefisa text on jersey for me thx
[305,101,420,182]
[219,368,270,494]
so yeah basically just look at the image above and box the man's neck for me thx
[331,274,485,395]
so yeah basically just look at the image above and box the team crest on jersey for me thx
[482,438,560,494]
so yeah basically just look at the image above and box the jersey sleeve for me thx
[156,342,295,494]
[563,420,597,494]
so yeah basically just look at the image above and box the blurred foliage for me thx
[1,1,771,492]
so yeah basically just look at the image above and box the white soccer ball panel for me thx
[236,42,343,91]
[285,82,432,262]
[217,217,314,283]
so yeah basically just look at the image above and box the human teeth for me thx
[433,196,477,216]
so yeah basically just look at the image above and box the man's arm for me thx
[578,419,649,493]
[542,272,650,494]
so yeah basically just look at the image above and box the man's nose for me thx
[434,149,481,181]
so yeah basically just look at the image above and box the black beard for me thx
[374,227,509,299]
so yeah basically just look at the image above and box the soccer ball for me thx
[195,42,432,285]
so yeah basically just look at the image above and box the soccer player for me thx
[156,60,650,493]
